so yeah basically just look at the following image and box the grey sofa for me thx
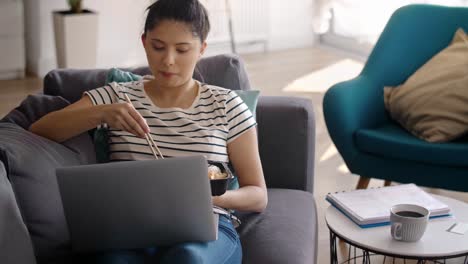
[0,54,317,264]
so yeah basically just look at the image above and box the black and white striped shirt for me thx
[84,80,257,163]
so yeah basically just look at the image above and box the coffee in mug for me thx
[395,211,424,218]
[390,204,429,242]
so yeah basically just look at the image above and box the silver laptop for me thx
[56,155,216,252]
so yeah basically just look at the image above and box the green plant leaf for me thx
[67,0,82,13]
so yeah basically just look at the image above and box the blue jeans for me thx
[81,215,242,264]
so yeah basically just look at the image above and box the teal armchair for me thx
[323,4,468,191]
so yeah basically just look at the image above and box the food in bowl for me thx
[208,165,228,180]
[207,163,232,196]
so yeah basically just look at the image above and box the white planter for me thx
[53,10,98,69]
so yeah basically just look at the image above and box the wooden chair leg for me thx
[384,180,392,187]
[356,176,370,189]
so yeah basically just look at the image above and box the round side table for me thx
[326,195,468,263]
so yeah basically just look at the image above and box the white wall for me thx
[269,0,316,51]
[0,0,26,79]
[23,0,316,77]
[24,0,46,76]
[24,0,151,77]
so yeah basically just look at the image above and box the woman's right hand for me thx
[100,102,150,138]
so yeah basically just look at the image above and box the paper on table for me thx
[447,222,468,235]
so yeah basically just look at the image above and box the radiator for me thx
[200,0,269,49]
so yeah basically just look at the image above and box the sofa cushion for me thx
[0,94,96,165]
[384,28,468,142]
[105,67,142,84]
[237,189,317,264]
[0,94,69,130]
[355,123,468,167]
[0,161,37,264]
[0,123,95,260]
[233,90,260,117]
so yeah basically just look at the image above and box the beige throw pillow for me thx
[384,28,468,143]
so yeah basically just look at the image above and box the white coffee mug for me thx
[390,204,429,242]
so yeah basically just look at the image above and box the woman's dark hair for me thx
[144,0,210,42]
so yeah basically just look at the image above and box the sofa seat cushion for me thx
[237,189,317,264]
[355,123,468,167]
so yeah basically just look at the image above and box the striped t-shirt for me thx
[84,79,257,163]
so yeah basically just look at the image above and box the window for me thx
[321,0,468,56]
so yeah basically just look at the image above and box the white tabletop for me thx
[326,194,468,258]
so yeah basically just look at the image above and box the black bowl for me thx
[210,177,231,196]
[208,162,233,196]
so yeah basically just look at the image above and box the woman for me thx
[30,0,267,263]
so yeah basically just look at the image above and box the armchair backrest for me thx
[362,4,468,86]
[43,54,251,103]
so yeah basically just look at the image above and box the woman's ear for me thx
[199,42,207,57]
[141,33,147,47]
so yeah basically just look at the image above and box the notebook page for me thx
[329,184,450,221]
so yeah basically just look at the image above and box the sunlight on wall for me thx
[282,58,363,93]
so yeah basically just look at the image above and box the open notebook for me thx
[326,184,451,228]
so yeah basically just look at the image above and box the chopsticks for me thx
[123,93,164,160]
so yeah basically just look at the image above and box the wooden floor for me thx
[1,45,467,263]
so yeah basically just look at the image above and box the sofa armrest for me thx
[238,189,317,264]
[256,96,315,193]
[0,160,36,264]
